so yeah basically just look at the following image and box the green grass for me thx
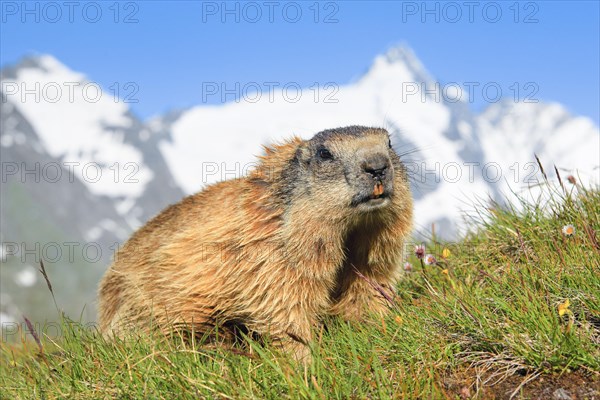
[2,178,599,399]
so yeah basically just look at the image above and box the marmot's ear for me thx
[294,141,312,165]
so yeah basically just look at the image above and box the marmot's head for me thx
[277,126,411,221]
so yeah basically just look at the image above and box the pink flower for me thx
[414,244,425,259]
[403,262,413,272]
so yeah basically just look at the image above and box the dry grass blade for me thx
[458,351,530,387]
[22,315,42,352]
[583,223,600,254]
[534,154,548,183]
[509,371,541,399]
[22,315,49,366]
[38,260,59,310]
[352,265,396,306]
[38,260,53,294]
[554,165,565,194]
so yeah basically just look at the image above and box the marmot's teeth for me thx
[373,182,385,197]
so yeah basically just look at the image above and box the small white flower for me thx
[424,254,437,266]
[562,224,575,237]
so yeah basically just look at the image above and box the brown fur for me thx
[98,126,413,361]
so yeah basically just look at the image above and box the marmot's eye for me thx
[317,147,334,160]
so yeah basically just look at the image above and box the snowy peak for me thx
[360,44,434,87]
[383,45,434,83]
[1,54,153,200]
[479,100,593,134]
[477,100,600,184]
[1,54,80,80]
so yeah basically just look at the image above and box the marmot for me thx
[98,126,413,361]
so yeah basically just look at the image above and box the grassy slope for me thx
[1,183,599,399]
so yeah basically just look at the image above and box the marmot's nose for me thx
[362,155,390,179]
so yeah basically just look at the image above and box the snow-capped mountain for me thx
[154,46,599,235]
[1,46,598,324]
[1,55,184,242]
[1,56,183,324]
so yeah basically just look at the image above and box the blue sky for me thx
[1,1,599,124]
